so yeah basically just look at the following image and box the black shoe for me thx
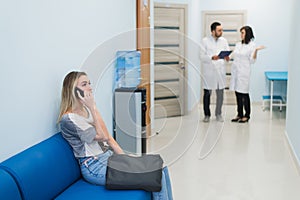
[231,117,241,122]
[238,117,249,123]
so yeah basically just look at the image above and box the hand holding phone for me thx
[75,87,96,109]
[75,87,85,98]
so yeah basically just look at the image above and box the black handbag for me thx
[106,154,163,192]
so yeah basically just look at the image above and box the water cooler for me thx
[114,87,147,154]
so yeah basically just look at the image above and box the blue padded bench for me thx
[0,133,151,200]
[0,168,22,200]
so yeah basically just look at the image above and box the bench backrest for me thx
[0,168,22,200]
[0,133,81,200]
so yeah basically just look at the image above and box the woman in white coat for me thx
[230,26,265,123]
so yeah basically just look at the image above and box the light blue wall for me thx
[0,0,136,162]
[286,0,300,166]
[1,0,297,164]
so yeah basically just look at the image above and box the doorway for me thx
[154,3,187,118]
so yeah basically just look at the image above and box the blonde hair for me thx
[57,71,87,122]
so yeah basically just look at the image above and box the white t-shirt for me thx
[60,107,103,158]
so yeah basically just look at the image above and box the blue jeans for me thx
[79,151,173,200]
[152,167,173,200]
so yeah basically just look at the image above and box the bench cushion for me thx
[262,95,283,100]
[55,179,151,200]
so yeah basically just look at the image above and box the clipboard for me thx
[218,50,232,59]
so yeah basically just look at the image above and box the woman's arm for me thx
[107,134,124,154]
[94,109,123,154]
[79,91,124,154]
[81,92,110,142]
[89,106,124,154]
[252,45,266,59]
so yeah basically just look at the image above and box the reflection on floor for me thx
[148,104,300,200]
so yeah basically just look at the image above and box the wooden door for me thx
[154,3,187,118]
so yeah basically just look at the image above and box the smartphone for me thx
[75,87,84,98]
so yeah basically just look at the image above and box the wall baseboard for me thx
[284,131,300,175]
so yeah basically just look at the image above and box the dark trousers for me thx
[235,91,251,118]
[203,89,223,117]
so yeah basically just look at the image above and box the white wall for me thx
[154,0,292,111]
[0,0,136,162]
[1,0,296,163]
[286,0,300,167]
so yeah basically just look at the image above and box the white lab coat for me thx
[230,41,256,93]
[200,36,230,90]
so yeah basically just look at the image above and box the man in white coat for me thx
[200,22,230,122]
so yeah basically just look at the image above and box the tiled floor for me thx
[148,104,300,200]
